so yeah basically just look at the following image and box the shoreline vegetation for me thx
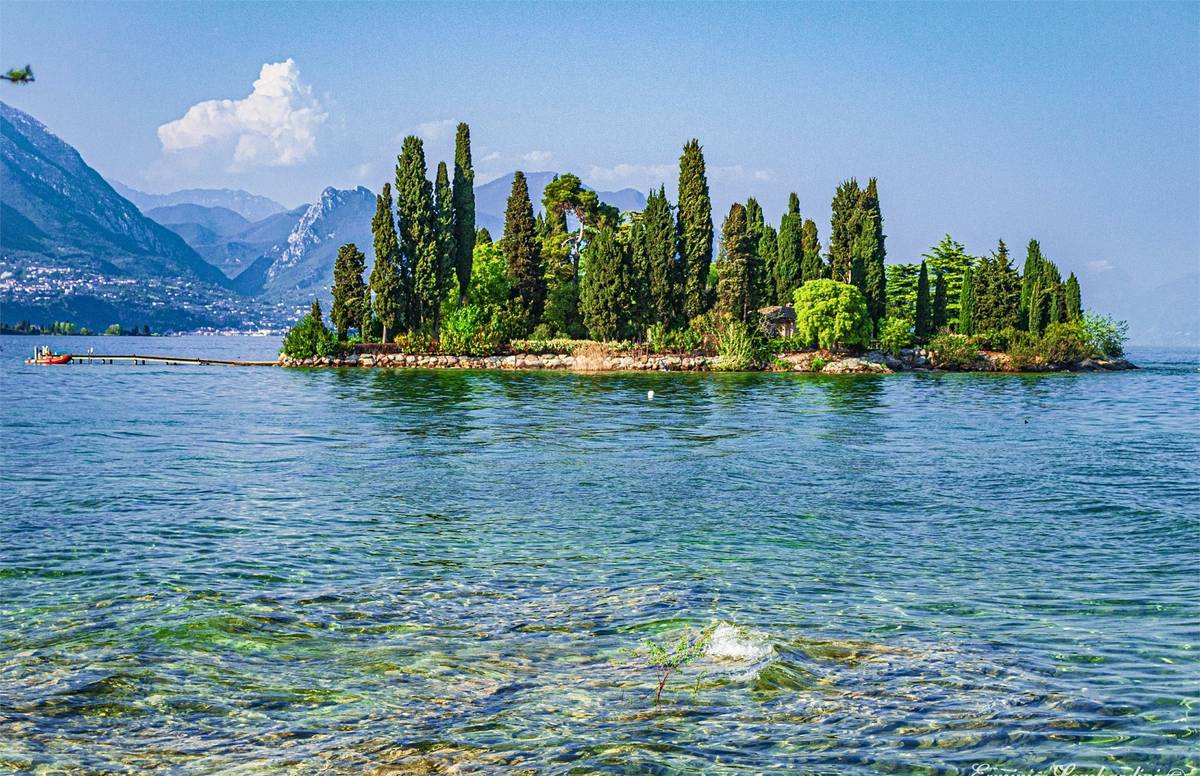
[281,124,1134,374]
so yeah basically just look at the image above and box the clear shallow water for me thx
[1,335,1197,774]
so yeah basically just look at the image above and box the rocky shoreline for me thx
[277,347,1136,374]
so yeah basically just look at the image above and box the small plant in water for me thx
[626,625,714,703]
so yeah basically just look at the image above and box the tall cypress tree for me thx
[369,183,402,342]
[756,224,777,310]
[932,269,948,331]
[858,178,887,326]
[677,139,713,321]
[452,123,476,306]
[776,198,803,303]
[643,187,682,327]
[829,179,861,283]
[435,160,455,320]
[395,136,439,331]
[800,218,824,283]
[1019,239,1044,331]
[580,226,634,341]
[715,203,755,323]
[957,266,976,335]
[476,227,493,245]
[974,239,1020,332]
[915,260,932,339]
[503,171,545,330]
[1065,272,1082,322]
[331,242,367,340]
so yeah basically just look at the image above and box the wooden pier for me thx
[63,354,278,366]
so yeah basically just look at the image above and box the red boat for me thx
[25,346,71,365]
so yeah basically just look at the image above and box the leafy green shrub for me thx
[810,356,827,372]
[646,323,703,353]
[792,279,872,350]
[393,329,437,354]
[1081,313,1128,358]
[281,313,338,359]
[507,338,637,355]
[714,318,768,371]
[624,625,715,704]
[971,327,1019,352]
[876,316,912,357]
[927,332,981,370]
[1039,321,1092,364]
[768,335,811,353]
[439,304,505,356]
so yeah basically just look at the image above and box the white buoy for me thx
[647,390,654,400]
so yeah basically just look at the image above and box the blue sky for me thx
[2,1,1197,340]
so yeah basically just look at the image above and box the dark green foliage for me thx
[1065,272,1082,321]
[957,266,976,336]
[927,332,981,370]
[543,173,604,281]
[281,313,337,359]
[642,187,683,328]
[800,218,824,283]
[434,160,456,330]
[396,136,441,332]
[716,203,756,323]
[1019,239,1043,330]
[1039,321,1091,364]
[973,240,1021,332]
[932,269,948,330]
[677,139,714,320]
[310,298,322,323]
[756,224,777,309]
[857,179,887,325]
[922,234,974,327]
[829,179,861,283]
[502,172,546,331]
[369,183,402,342]
[452,123,476,305]
[885,263,919,319]
[1027,256,1063,336]
[579,226,634,341]
[914,260,932,339]
[776,198,804,303]
[331,243,367,340]
[476,227,493,245]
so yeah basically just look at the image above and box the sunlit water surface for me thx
[1,336,1197,773]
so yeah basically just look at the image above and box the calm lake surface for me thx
[1,335,1197,774]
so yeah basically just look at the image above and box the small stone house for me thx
[758,304,796,338]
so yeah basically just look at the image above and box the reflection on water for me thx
[0,338,1197,773]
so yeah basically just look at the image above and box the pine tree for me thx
[369,183,402,342]
[331,242,367,340]
[395,136,440,333]
[885,263,920,319]
[1019,239,1044,331]
[677,139,714,320]
[716,203,755,323]
[915,260,932,339]
[829,179,861,283]
[435,160,455,321]
[800,218,824,283]
[503,171,545,331]
[922,234,974,327]
[1065,272,1082,321]
[974,239,1020,332]
[643,187,682,328]
[957,266,976,335]
[452,122,476,305]
[580,226,633,341]
[310,298,322,322]
[932,269,948,330]
[776,199,803,303]
[476,227,493,245]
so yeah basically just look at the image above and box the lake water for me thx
[1,335,1197,773]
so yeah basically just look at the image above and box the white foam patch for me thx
[705,623,774,663]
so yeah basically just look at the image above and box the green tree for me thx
[776,196,804,303]
[857,178,887,326]
[310,298,322,323]
[715,203,756,323]
[973,240,1021,332]
[829,179,861,283]
[1019,239,1044,330]
[677,139,714,320]
[932,269,948,330]
[1065,272,1082,321]
[331,242,367,340]
[433,160,456,334]
[580,226,634,341]
[922,234,974,327]
[800,218,824,283]
[792,279,873,350]
[452,122,476,305]
[885,263,920,319]
[641,187,682,328]
[476,227,493,245]
[756,224,777,309]
[957,266,976,336]
[369,183,403,342]
[396,136,441,333]
[543,173,611,282]
[914,260,932,339]
[503,171,546,331]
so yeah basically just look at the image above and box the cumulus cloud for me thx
[522,149,552,163]
[480,150,501,162]
[414,119,457,142]
[157,59,326,169]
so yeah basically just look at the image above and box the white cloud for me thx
[753,169,772,182]
[480,150,501,162]
[586,163,674,188]
[413,119,457,143]
[157,59,326,169]
[1088,259,1116,273]
[522,149,552,163]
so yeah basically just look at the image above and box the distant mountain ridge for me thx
[111,181,287,222]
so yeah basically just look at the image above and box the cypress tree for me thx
[1065,272,1082,322]
[800,218,824,283]
[369,183,402,342]
[745,197,764,234]
[503,171,546,330]
[310,298,322,323]
[776,200,803,303]
[331,242,367,340]
[756,224,778,310]
[580,226,633,341]
[858,178,887,326]
[451,123,476,305]
[396,136,440,333]
[1019,239,1044,331]
[435,160,455,316]
[829,179,861,283]
[974,239,1020,332]
[915,260,932,339]
[476,227,493,245]
[922,234,973,327]
[957,266,976,336]
[643,187,682,328]
[677,139,714,321]
[932,269,948,331]
[360,287,374,339]
[715,203,755,323]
